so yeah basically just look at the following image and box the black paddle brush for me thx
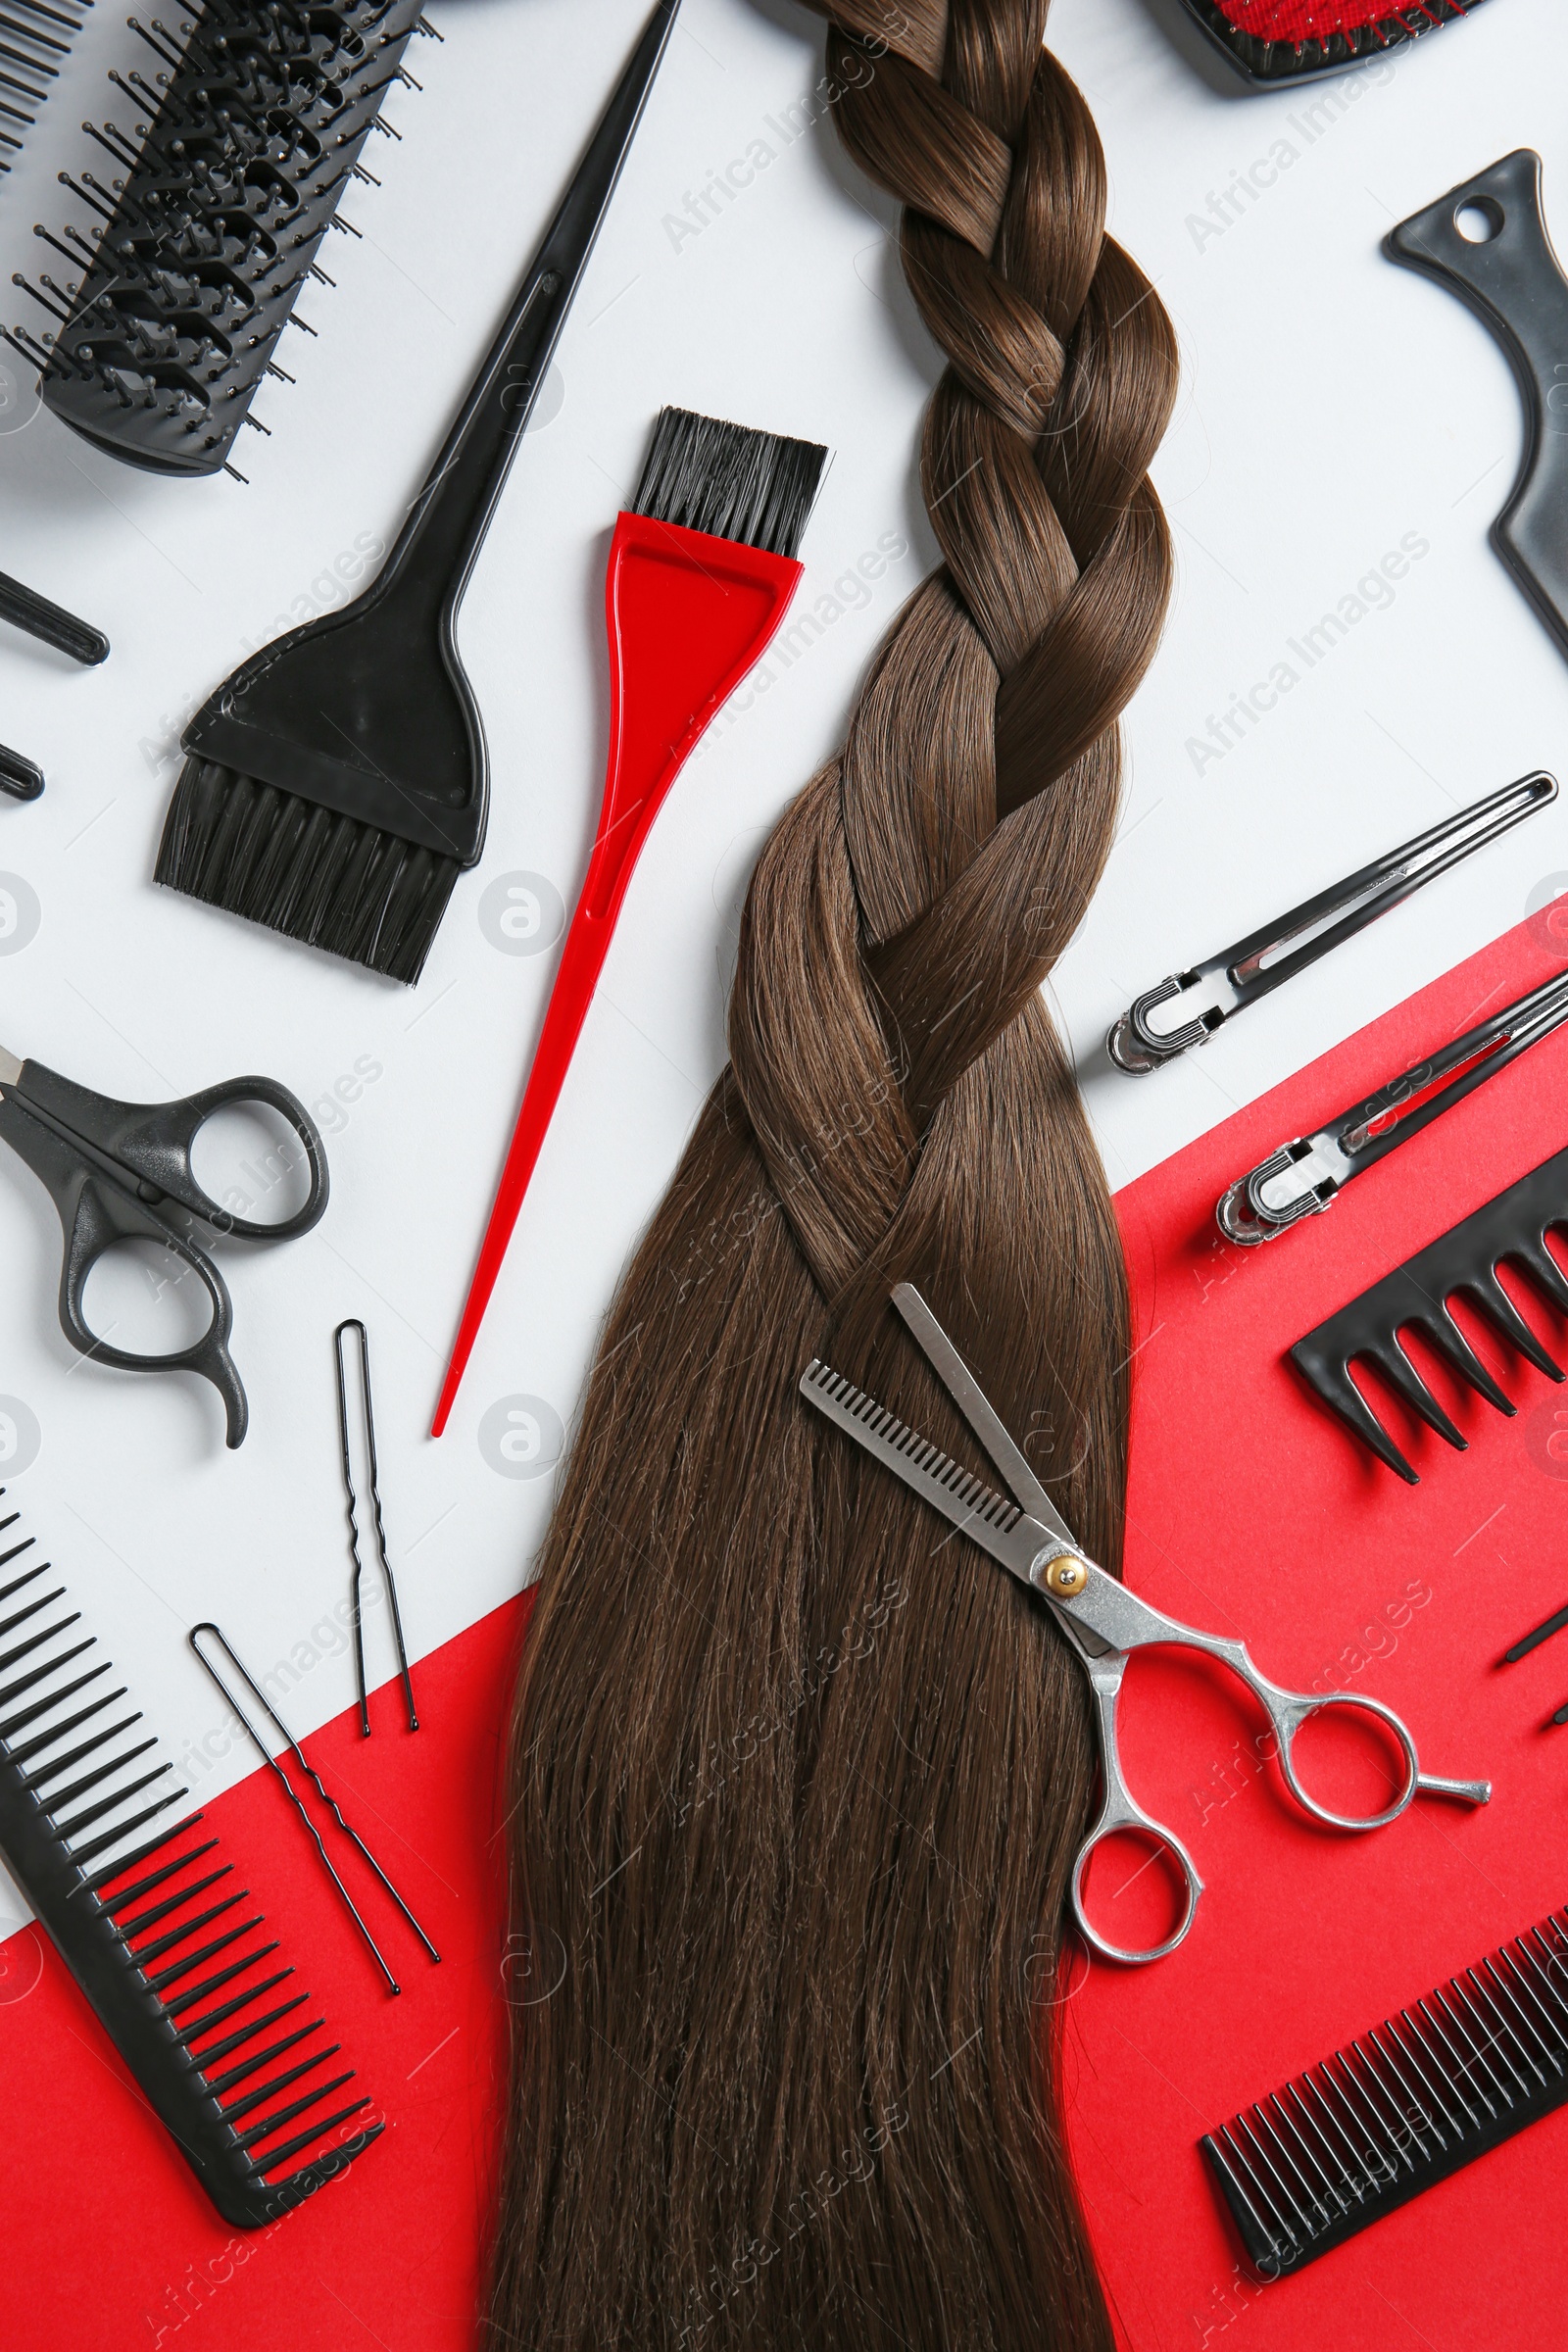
[155,0,679,985]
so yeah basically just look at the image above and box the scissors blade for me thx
[891,1284,1080,1550]
[799,1358,1051,1587]
[0,1046,19,1091]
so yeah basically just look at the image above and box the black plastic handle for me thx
[0,1062,331,1446]
[0,569,109,667]
[0,742,43,801]
[376,0,680,626]
[0,1080,250,1445]
[1388,151,1568,659]
[11,1061,330,1244]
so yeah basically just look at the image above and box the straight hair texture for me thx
[489,4,1178,2345]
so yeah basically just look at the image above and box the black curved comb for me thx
[0,1493,382,2225]
[1291,1147,1568,1484]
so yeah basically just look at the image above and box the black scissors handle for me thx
[10,1060,329,1241]
[0,1059,329,1447]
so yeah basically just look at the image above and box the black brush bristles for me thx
[0,1494,383,2227]
[156,760,460,986]
[0,0,92,180]
[11,0,427,477]
[631,407,829,560]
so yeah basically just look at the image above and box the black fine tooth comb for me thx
[0,1495,382,2225]
[1203,1903,1568,2275]
[5,0,433,479]
[1290,1146,1568,1484]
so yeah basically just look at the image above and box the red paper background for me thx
[0,1593,525,2351]
[1070,902,1568,2350]
[5,905,1568,2348]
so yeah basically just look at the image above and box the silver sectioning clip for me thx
[1109,770,1555,1074]
[1217,963,1568,1244]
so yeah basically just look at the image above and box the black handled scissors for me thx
[0,1043,328,1446]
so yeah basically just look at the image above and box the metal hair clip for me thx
[189,1621,439,1997]
[1217,963,1568,1245]
[335,1319,416,1739]
[1109,771,1555,1074]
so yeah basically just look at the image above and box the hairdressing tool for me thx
[189,1623,438,1996]
[153,1,681,982]
[0,0,91,179]
[0,567,108,664]
[4,0,431,477]
[0,741,43,799]
[431,403,828,1435]
[800,1283,1488,1965]
[1502,1598,1568,1725]
[0,1513,381,2226]
[334,1318,416,1738]
[1292,1144,1568,1482]
[1216,966,1568,1246]
[1389,154,1568,667]
[1109,771,1555,1074]
[1204,1900,1568,2277]
[0,1040,328,1446]
[1180,0,1487,85]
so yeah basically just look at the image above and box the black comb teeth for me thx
[0,1493,381,2225]
[5,0,431,477]
[1203,1902,1568,2275]
[1291,1146,1568,1484]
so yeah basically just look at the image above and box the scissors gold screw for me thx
[800,1283,1492,1967]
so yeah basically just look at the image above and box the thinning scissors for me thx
[800,1284,1491,1966]
[0,1042,327,1447]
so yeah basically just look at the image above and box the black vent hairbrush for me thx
[0,1495,382,2225]
[5,0,431,478]
[1291,1145,1568,1483]
[1203,1901,1568,2275]
[0,0,92,180]
[153,0,679,984]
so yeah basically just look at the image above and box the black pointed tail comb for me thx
[1203,1899,1568,2276]
[0,1494,381,2225]
[1291,1147,1568,1484]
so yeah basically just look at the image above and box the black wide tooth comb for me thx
[5,0,432,478]
[1203,1902,1568,2276]
[1291,1145,1568,1484]
[0,1494,381,2225]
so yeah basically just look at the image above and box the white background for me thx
[0,0,1564,1936]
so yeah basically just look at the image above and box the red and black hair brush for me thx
[1179,0,1490,83]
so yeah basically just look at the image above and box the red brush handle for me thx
[432,514,805,1435]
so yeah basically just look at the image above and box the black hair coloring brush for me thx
[154,0,680,985]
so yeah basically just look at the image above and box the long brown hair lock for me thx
[489,3,1178,2342]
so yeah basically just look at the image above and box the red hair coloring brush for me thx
[431,407,827,1435]
[1179,0,1490,82]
